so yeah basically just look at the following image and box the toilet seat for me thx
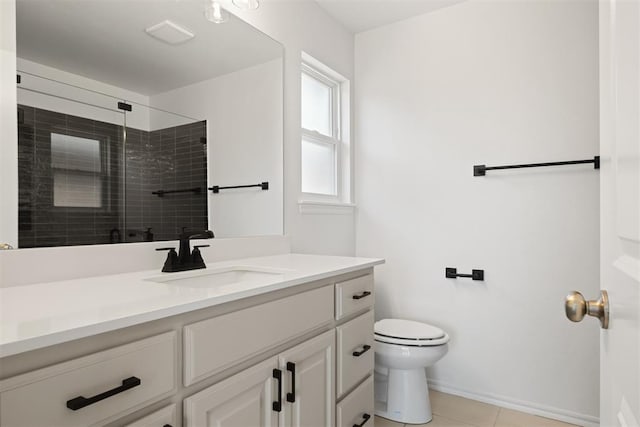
[375,319,449,347]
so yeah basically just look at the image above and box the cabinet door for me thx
[183,356,279,427]
[125,404,177,427]
[279,330,335,427]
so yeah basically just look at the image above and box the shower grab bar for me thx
[152,187,202,197]
[209,182,269,193]
[473,156,599,176]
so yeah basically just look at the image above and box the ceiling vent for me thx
[145,20,195,45]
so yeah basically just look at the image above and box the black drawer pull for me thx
[352,345,372,357]
[66,376,141,411]
[163,425,172,427]
[352,291,371,300]
[353,413,371,427]
[286,362,296,403]
[273,369,283,412]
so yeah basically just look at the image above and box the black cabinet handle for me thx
[286,362,296,403]
[352,345,372,357]
[66,376,141,411]
[272,369,283,412]
[163,425,172,427]
[352,291,371,300]
[353,413,371,427]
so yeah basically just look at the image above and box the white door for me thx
[599,0,640,425]
[183,356,279,427]
[279,329,335,427]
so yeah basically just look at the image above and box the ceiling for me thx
[16,0,283,96]
[314,0,466,33]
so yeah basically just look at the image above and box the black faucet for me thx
[156,229,214,273]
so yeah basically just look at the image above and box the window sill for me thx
[298,200,355,215]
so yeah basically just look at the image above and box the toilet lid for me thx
[375,319,445,340]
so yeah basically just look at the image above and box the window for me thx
[300,54,351,208]
[51,133,105,208]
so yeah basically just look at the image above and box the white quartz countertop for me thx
[0,253,383,358]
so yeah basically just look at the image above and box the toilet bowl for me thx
[374,319,449,424]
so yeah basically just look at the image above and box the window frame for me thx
[300,61,342,201]
[50,129,111,211]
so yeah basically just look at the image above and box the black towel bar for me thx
[474,156,600,176]
[209,182,269,193]
[152,187,201,197]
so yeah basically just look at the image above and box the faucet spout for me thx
[178,230,215,266]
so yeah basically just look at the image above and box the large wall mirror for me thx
[14,0,283,248]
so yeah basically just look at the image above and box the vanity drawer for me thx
[125,404,177,427]
[336,375,374,427]
[335,274,374,320]
[184,285,333,386]
[0,332,177,427]
[337,310,375,397]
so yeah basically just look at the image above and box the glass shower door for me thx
[122,103,207,243]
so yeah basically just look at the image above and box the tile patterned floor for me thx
[374,390,580,427]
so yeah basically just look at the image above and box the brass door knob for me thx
[565,290,609,329]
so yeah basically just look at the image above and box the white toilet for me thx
[374,318,450,424]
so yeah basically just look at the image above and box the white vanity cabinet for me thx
[183,357,279,427]
[278,330,335,427]
[183,286,333,386]
[0,332,177,427]
[337,311,375,398]
[0,266,377,427]
[333,274,375,427]
[184,330,335,427]
[125,404,178,427]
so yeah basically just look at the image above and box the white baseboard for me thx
[427,378,599,427]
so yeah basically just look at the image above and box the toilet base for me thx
[375,368,433,424]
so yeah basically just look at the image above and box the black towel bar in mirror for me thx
[152,187,202,197]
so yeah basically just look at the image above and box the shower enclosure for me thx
[16,71,208,247]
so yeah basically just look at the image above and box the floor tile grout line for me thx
[494,407,502,426]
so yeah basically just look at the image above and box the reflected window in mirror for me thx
[300,54,351,204]
[51,133,106,209]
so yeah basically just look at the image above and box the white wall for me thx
[219,0,356,255]
[0,0,18,248]
[150,59,283,238]
[355,1,600,425]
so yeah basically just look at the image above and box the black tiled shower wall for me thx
[18,105,207,248]
[125,121,208,242]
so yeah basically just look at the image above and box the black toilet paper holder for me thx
[445,268,484,281]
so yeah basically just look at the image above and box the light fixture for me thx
[204,0,229,23]
[232,0,259,11]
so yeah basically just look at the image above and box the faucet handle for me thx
[156,247,179,273]
[191,245,208,269]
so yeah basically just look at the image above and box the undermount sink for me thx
[146,266,291,289]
